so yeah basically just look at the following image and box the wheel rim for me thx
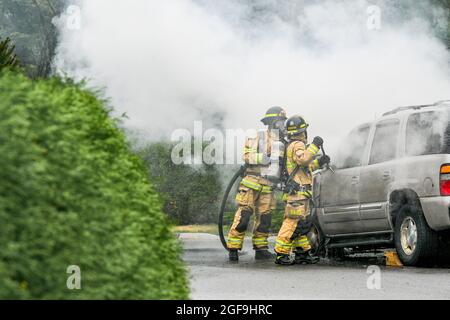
[400,216,417,256]
[307,224,321,255]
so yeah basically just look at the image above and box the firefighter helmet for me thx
[286,115,309,137]
[261,106,287,125]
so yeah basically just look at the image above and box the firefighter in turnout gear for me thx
[274,115,330,265]
[227,106,287,262]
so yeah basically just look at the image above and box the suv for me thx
[313,100,450,266]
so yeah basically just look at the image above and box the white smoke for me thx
[53,0,450,156]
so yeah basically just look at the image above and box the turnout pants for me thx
[227,175,276,250]
[274,194,312,254]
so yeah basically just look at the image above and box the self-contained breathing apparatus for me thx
[255,129,287,184]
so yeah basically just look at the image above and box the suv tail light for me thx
[440,164,450,195]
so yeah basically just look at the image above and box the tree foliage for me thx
[0,37,19,70]
[437,0,450,48]
[0,0,64,77]
[0,70,189,299]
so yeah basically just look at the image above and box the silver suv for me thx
[314,100,450,266]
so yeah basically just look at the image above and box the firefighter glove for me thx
[312,136,324,149]
[317,155,331,167]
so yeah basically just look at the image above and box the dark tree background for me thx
[0,37,19,70]
[139,142,222,225]
[0,0,65,77]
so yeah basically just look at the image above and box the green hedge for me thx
[0,71,188,299]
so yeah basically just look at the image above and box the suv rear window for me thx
[406,111,450,156]
[369,119,400,165]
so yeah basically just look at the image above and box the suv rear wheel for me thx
[394,204,438,266]
[307,223,322,256]
[308,214,329,258]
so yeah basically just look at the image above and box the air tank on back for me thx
[260,130,285,183]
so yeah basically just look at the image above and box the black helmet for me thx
[261,106,287,125]
[286,115,308,137]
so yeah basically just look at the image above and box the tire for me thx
[394,204,438,266]
[308,212,328,257]
[307,222,322,256]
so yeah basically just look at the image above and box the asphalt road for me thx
[180,233,450,300]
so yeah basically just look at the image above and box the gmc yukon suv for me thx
[313,100,450,266]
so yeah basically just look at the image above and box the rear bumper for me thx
[420,196,450,231]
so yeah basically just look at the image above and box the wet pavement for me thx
[180,233,450,300]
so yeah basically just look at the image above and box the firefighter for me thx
[227,106,287,262]
[274,115,330,265]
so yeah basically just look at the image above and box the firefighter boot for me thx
[255,249,276,260]
[229,249,239,262]
[295,248,319,264]
[275,253,294,265]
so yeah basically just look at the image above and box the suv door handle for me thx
[351,176,359,185]
[382,171,391,180]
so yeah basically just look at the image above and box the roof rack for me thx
[382,100,450,116]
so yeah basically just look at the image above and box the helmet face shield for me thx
[271,119,286,131]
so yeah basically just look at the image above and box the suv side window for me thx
[406,111,448,156]
[335,125,370,169]
[369,119,399,165]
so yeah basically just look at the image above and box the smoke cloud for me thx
[54,0,450,156]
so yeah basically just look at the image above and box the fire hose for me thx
[218,164,248,251]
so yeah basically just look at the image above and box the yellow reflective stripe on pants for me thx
[275,240,293,249]
[289,207,303,216]
[252,237,268,247]
[241,178,272,193]
[293,237,309,246]
[282,191,311,201]
[253,238,268,243]
[227,237,243,248]
[275,240,293,254]
[293,236,311,250]
[241,178,262,191]
[228,237,243,242]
